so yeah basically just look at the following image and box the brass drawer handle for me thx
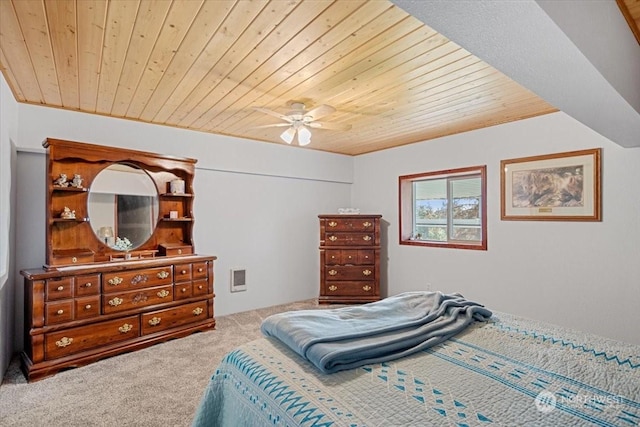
[157,290,170,298]
[328,235,337,241]
[72,257,78,263]
[328,269,338,276]
[84,282,92,287]
[363,221,372,227]
[148,317,161,326]
[85,304,92,310]
[55,337,73,348]
[363,285,372,292]
[198,268,203,273]
[57,285,64,291]
[56,309,64,315]
[108,276,123,286]
[328,221,337,227]
[362,235,372,241]
[177,249,183,254]
[181,270,187,275]
[108,297,123,307]
[328,285,338,291]
[193,307,204,316]
[362,269,372,276]
[181,288,187,293]
[198,285,203,290]
[157,271,170,279]
[118,323,133,333]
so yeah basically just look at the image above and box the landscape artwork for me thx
[500,148,601,221]
[511,165,584,208]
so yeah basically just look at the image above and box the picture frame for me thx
[500,148,601,221]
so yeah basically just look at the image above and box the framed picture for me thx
[500,148,601,221]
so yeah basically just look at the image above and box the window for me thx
[399,166,487,250]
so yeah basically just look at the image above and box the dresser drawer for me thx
[103,267,173,292]
[324,232,375,246]
[324,282,376,297]
[192,279,209,297]
[46,277,73,301]
[324,218,376,232]
[75,274,100,296]
[141,301,208,335]
[45,300,74,325]
[75,295,101,320]
[45,316,139,360]
[192,262,208,279]
[174,263,193,282]
[174,283,193,300]
[325,266,375,281]
[102,285,173,314]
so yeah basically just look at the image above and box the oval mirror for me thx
[88,163,159,251]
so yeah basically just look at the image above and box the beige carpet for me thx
[0,299,325,426]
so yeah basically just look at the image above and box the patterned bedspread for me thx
[191,311,640,426]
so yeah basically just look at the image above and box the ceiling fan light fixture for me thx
[280,127,296,144]
[297,126,312,146]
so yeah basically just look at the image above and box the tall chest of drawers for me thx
[21,255,216,381]
[318,214,382,304]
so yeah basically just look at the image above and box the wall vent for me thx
[230,269,247,292]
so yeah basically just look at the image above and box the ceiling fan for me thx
[252,102,352,146]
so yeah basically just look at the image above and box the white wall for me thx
[0,74,19,377]
[353,111,640,345]
[11,104,353,352]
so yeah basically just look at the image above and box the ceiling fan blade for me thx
[305,104,336,121]
[252,106,292,122]
[254,123,292,129]
[308,121,352,131]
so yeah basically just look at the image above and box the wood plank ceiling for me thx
[0,0,561,155]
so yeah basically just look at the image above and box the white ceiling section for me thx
[391,0,640,148]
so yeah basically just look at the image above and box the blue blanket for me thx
[260,291,492,373]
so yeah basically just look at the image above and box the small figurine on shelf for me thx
[113,236,133,251]
[54,173,69,187]
[70,174,84,188]
[60,206,76,219]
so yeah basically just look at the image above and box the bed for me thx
[192,293,640,426]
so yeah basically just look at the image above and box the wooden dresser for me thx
[318,214,382,304]
[21,256,215,381]
[21,138,217,381]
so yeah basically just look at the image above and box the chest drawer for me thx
[324,218,375,232]
[325,266,375,281]
[75,274,100,296]
[103,267,173,292]
[102,285,173,314]
[324,281,376,296]
[46,277,73,301]
[45,300,74,325]
[141,301,209,335]
[325,250,374,265]
[324,232,375,246]
[45,315,139,360]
